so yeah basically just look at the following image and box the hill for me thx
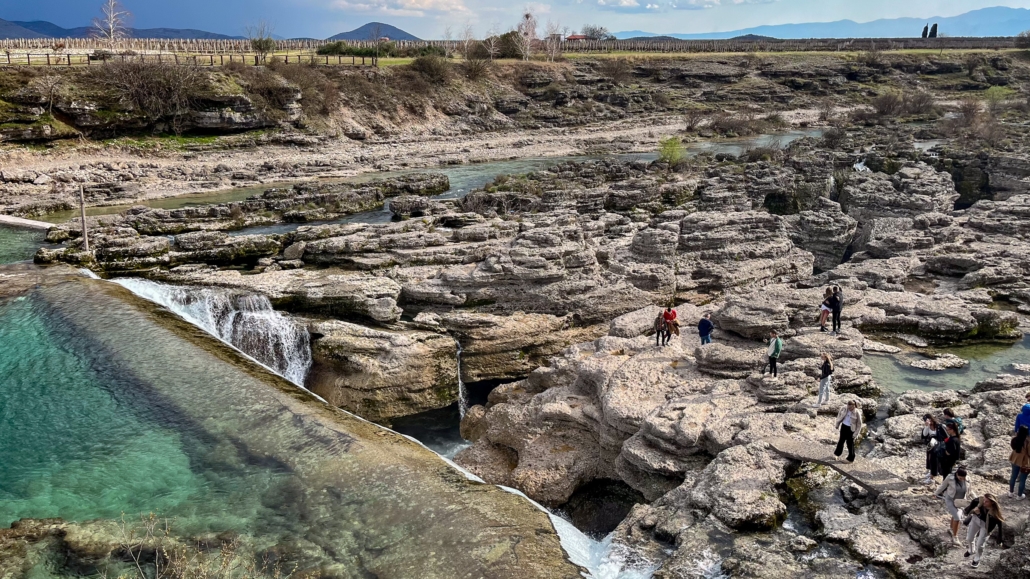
[7,19,244,39]
[615,6,1030,39]
[328,22,419,41]
[0,18,48,39]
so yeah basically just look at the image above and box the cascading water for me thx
[454,337,469,418]
[113,278,312,386]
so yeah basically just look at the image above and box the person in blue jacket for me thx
[698,313,715,345]
[1016,393,1030,433]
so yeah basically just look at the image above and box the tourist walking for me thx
[818,288,832,332]
[963,493,1004,568]
[698,313,715,345]
[833,400,862,463]
[663,307,679,344]
[764,331,783,378]
[937,423,962,479]
[817,352,834,406]
[1016,394,1030,433]
[1009,424,1030,500]
[829,285,844,335]
[654,314,668,348]
[935,468,972,545]
[922,414,948,485]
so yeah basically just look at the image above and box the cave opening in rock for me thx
[555,479,646,538]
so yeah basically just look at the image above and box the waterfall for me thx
[112,278,312,386]
[454,337,468,418]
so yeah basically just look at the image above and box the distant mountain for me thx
[328,22,419,41]
[0,18,48,39]
[7,20,244,39]
[615,6,1030,40]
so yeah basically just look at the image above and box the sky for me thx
[2,0,1029,39]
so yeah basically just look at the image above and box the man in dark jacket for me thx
[828,286,844,335]
[698,314,714,345]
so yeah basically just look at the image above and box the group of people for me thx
[653,308,715,347]
[817,285,845,335]
[924,392,1030,568]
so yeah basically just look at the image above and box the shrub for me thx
[658,137,684,164]
[598,58,632,84]
[87,61,207,132]
[462,54,490,81]
[1016,31,1030,49]
[957,98,981,127]
[903,91,935,115]
[984,86,1015,115]
[821,127,847,150]
[683,107,709,131]
[872,91,905,117]
[410,55,451,84]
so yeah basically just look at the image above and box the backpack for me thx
[946,417,965,436]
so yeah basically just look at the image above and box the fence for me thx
[0,51,378,67]
[0,35,1017,66]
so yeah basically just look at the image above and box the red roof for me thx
[566,35,588,40]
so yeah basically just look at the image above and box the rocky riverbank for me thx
[14,49,1030,577]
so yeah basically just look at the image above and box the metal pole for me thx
[79,185,90,252]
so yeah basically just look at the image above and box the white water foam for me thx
[103,275,656,578]
[112,278,312,386]
[454,337,469,418]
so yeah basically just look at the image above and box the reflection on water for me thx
[865,336,1030,392]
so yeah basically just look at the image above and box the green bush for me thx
[658,137,684,164]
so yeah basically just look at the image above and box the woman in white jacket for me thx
[935,468,972,544]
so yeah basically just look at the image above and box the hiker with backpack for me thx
[764,330,783,378]
[935,468,972,545]
[1010,424,1030,500]
[963,494,1004,569]
[943,408,965,436]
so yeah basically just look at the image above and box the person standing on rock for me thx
[922,414,948,485]
[935,468,972,545]
[937,423,962,480]
[828,286,844,335]
[963,493,1004,569]
[818,288,833,332]
[1009,424,1030,500]
[1015,394,1030,434]
[698,313,715,345]
[654,314,668,348]
[765,330,783,378]
[943,407,965,436]
[663,306,679,345]
[833,400,862,463]
[817,352,834,406]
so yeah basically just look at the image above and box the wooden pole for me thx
[79,185,90,253]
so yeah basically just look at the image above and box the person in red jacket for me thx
[662,307,679,344]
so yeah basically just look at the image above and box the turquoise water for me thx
[865,336,1030,393]
[0,226,45,264]
[0,277,572,577]
[0,293,280,532]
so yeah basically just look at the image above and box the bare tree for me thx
[368,22,385,65]
[245,20,277,63]
[482,24,501,61]
[543,20,563,62]
[514,10,538,61]
[581,24,613,40]
[91,0,132,49]
[32,70,63,115]
[458,22,477,60]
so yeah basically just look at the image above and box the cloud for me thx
[330,0,468,17]
[676,0,778,9]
